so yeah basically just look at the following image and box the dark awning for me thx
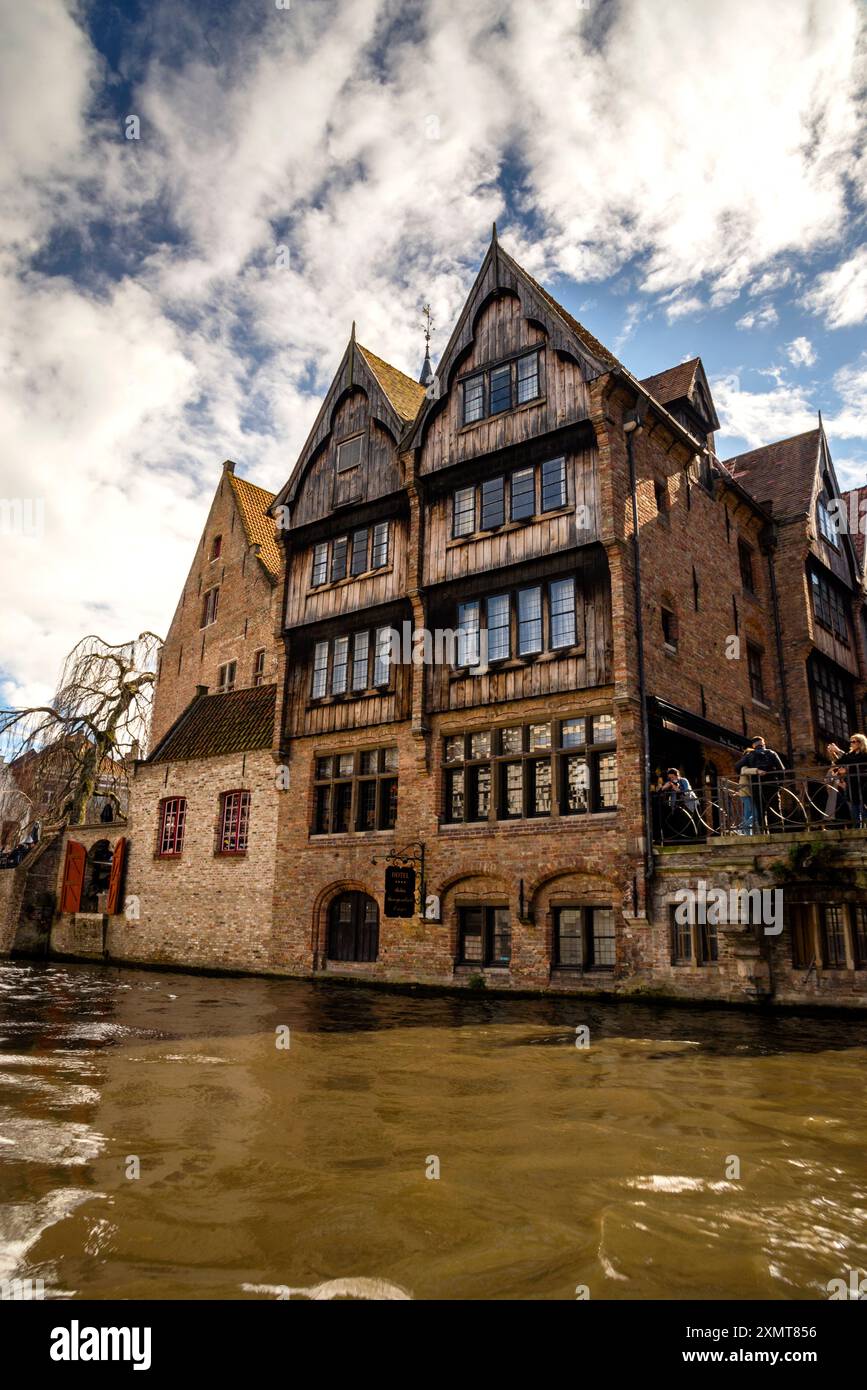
[647,697,746,755]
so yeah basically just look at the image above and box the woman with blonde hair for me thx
[827,733,867,827]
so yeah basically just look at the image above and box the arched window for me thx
[327,892,379,962]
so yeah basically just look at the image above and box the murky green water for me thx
[1,960,866,1300]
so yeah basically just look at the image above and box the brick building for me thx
[15,230,867,1005]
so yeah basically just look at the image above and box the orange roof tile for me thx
[227,471,281,578]
[357,344,427,423]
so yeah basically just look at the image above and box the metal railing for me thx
[653,764,867,845]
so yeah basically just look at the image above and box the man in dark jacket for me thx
[735,736,785,831]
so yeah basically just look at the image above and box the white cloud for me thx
[714,379,818,452]
[825,356,867,439]
[1,0,867,701]
[736,303,778,330]
[803,245,867,327]
[785,336,817,367]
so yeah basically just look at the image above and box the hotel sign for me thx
[384,865,416,918]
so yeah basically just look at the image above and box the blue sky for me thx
[0,0,866,708]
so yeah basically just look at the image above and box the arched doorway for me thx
[327,892,379,963]
[81,840,113,913]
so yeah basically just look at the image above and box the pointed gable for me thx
[640,358,720,435]
[410,231,613,472]
[274,333,416,527]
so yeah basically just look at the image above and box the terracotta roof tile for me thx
[357,345,427,423]
[640,359,700,406]
[723,429,821,517]
[227,472,281,578]
[149,685,276,763]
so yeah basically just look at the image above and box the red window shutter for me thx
[106,837,128,916]
[60,841,86,914]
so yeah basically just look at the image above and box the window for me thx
[352,631,369,692]
[480,476,505,530]
[817,494,838,546]
[457,601,480,667]
[458,906,511,966]
[330,537,348,583]
[373,627,391,687]
[820,904,848,968]
[692,567,700,612]
[351,528,368,576]
[747,643,765,703]
[327,892,379,962]
[810,569,849,644]
[462,375,485,425]
[311,542,328,587]
[201,587,219,627]
[541,457,567,512]
[336,434,364,473]
[310,628,394,699]
[253,649,266,687]
[331,637,349,695]
[518,586,543,655]
[511,468,535,521]
[811,655,851,745]
[550,578,576,648]
[486,594,510,662]
[217,661,236,693]
[453,486,476,538]
[670,907,693,964]
[157,797,186,857]
[738,540,755,592]
[444,715,616,823]
[460,352,541,425]
[852,904,867,968]
[218,790,251,855]
[554,907,616,970]
[489,365,512,415]
[788,904,813,970]
[312,641,329,699]
[371,522,389,569]
[516,352,540,404]
[654,480,668,516]
[211,535,222,561]
[312,748,398,835]
[670,906,720,966]
[661,606,678,649]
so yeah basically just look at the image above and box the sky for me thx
[0,0,865,708]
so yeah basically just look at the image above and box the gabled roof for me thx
[842,484,867,567]
[148,685,276,763]
[640,359,701,406]
[510,255,622,371]
[226,470,281,578]
[357,345,426,423]
[723,428,821,517]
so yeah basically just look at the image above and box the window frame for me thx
[312,748,399,836]
[553,905,616,971]
[217,789,251,856]
[157,796,187,858]
[216,660,237,693]
[200,586,220,628]
[457,905,511,967]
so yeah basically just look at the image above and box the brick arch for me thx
[311,879,380,969]
[435,871,512,961]
[528,868,625,968]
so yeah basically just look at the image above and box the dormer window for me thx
[460,351,542,426]
[817,492,839,547]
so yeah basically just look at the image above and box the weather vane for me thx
[421,302,434,347]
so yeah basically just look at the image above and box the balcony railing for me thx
[653,764,867,845]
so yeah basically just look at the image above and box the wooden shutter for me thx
[59,841,86,914]
[106,837,128,916]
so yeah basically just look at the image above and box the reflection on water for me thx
[1,960,867,1300]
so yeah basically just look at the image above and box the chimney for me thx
[223,460,236,475]
[196,685,209,698]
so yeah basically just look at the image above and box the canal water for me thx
[1,959,866,1301]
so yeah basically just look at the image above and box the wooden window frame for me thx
[457,905,511,967]
[310,628,394,703]
[442,714,617,824]
[217,789,251,856]
[450,454,568,541]
[350,528,369,577]
[738,539,755,593]
[371,521,390,569]
[217,660,237,693]
[253,649,266,687]
[211,535,222,561]
[157,797,187,858]
[201,586,219,628]
[553,906,616,971]
[311,542,328,587]
[312,747,399,836]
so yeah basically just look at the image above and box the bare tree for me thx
[0,632,162,832]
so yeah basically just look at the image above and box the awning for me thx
[647,697,746,755]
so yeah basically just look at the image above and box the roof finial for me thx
[492,221,498,245]
[351,319,356,342]
[419,302,434,387]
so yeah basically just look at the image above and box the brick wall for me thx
[150,464,282,747]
